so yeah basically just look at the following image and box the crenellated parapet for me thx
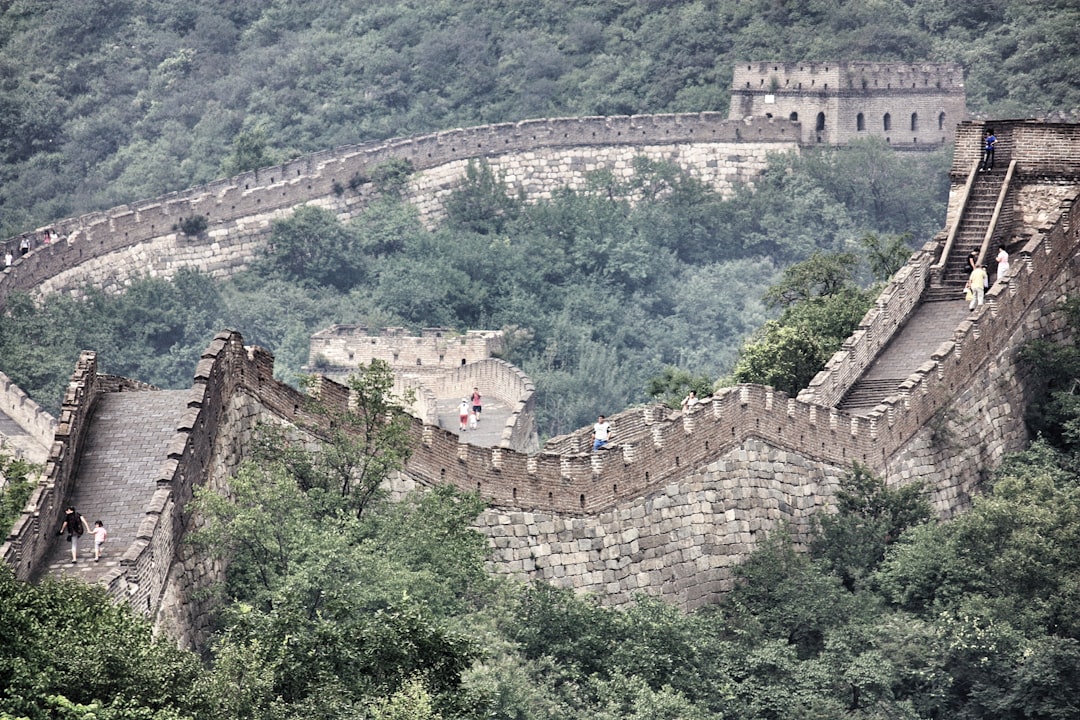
[1,352,99,580]
[0,113,800,307]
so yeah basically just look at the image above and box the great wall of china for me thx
[2,114,1080,651]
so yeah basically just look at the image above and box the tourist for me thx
[92,521,108,562]
[458,398,470,432]
[592,415,612,451]
[471,387,482,423]
[969,264,987,309]
[996,245,1010,283]
[58,506,91,564]
[681,390,698,412]
[979,128,996,171]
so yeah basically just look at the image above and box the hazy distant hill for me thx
[1,0,1076,236]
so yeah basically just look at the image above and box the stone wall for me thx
[427,358,538,453]
[467,196,1080,605]
[14,184,1080,625]
[1,352,99,580]
[0,114,799,306]
[308,326,505,377]
[0,370,55,465]
[729,61,966,147]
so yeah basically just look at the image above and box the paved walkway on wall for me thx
[41,389,189,584]
[839,295,979,412]
[437,398,514,447]
[0,408,50,465]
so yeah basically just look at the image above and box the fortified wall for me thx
[0,113,799,306]
[307,326,505,378]
[3,171,1077,632]
[7,120,1080,631]
[729,61,967,147]
[308,325,537,453]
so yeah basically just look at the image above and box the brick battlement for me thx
[0,113,799,306]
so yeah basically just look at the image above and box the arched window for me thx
[789,111,798,122]
[856,113,865,131]
[883,113,892,131]
[910,113,918,131]
[938,111,946,130]
[816,112,826,132]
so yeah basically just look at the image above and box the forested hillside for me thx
[0,145,947,436]
[1,0,1077,237]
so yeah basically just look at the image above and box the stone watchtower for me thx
[729,61,967,148]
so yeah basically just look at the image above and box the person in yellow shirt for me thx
[969,264,987,309]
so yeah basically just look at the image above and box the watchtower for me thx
[729,61,967,148]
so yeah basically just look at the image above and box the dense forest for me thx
[4,0,1080,717]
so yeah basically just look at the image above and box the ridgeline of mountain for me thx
[1,0,1077,237]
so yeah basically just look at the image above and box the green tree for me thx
[645,366,713,409]
[259,205,367,290]
[299,359,416,518]
[811,464,932,591]
[0,567,204,720]
[444,159,523,235]
[221,128,272,176]
[731,252,874,396]
[0,453,39,537]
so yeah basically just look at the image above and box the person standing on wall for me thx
[969,264,988,310]
[470,387,482,424]
[979,128,996,171]
[458,398,471,432]
[996,245,1010,283]
[592,415,612,451]
[58,506,91,564]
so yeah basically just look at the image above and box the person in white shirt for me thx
[592,415,611,451]
[996,246,1010,283]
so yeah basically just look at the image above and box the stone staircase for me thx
[838,170,1006,412]
[40,389,188,582]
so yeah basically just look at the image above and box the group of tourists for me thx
[965,246,1010,310]
[58,507,107,564]
[457,387,483,432]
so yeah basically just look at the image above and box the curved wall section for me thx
[1,114,799,306]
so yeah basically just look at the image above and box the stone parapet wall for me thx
[0,114,799,306]
[1,352,99,580]
[475,439,843,609]
[0,370,55,464]
[431,359,537,453]
[308,326,504,375]
[403,139,792,226]
[953,120,1080,182]
[799,243,936,407]
[543,404,674,455]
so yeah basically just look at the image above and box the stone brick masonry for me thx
[0,113,799,306]
[4,119,1080,646]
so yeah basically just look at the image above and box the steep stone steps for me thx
[838,300,971,414]
[40,389,189,583]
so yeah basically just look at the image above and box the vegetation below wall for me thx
[0,145,946,437]
[6,379,1080,718]
[0,0,1077,237]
